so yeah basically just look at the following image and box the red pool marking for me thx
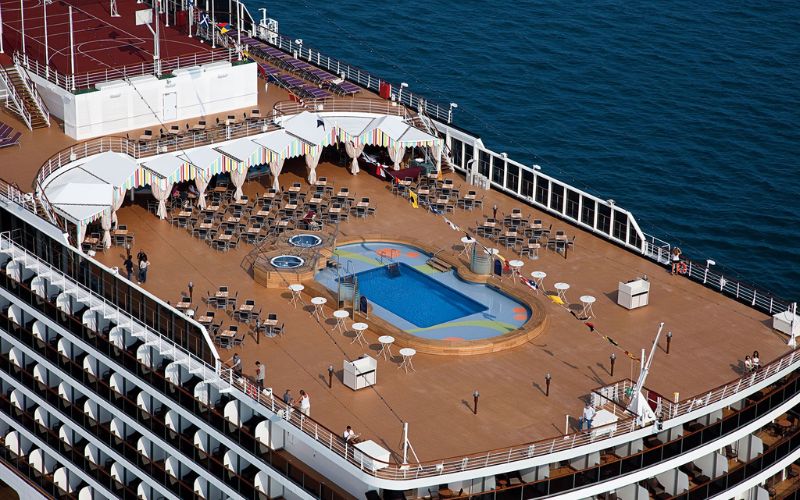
[443,337,465,341]
[512,307,526,313]
[375,248,401,259]
[406,251,420,258]
[514,314,528,321]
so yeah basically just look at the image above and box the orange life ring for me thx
[676,261,688,275]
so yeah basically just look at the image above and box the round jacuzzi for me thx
[270,255,305,269]
[288,234,323,248]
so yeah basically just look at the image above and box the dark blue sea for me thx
[257,0,800,300]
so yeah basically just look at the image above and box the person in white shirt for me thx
[579,402,596,431]
[298,389,311,417]
[343,425,358,442]
[744,355,753,373]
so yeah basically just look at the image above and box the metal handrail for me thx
[0,66,32,130]
[217,335,800,481]
[16,49,236,91]
[35,119,281,190]
[272,98,407,119]
[642,232,792,316]
[267,33,453,123]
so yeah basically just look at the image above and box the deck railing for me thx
[36,119,281,188]
[267,32,453,123]
[273,98,407,119]
[17,48,236,92]
[642,232,792,316]
[217,341,800,481]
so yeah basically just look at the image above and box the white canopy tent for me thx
[253,130,303,190]
[79,151,139,189]
[281,111,327,184]
[46,176,113,248]
[179,147,225,209]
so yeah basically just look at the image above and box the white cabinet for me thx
[343,355,377,390]
[618,279,650,309]
[772,311,800,336]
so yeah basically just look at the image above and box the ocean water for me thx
[256,0,800,300]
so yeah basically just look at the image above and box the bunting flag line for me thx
[584,322,639,361]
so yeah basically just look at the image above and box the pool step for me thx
[426,257,452,273]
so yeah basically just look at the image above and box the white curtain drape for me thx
[388,143,405,171]
[76,222,87,251]
[433,140,443,172]
[269,157,285,190]
[305,148,322,185]
[195,171,210,209]
[151,180,172,220]
[230,165,248,202]
[345,141,365,175]
[110,189,125,225]
[101,208,113,249]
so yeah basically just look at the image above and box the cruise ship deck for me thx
[85,158,788,462]
[0,2,797,498]
[0,67,790,466]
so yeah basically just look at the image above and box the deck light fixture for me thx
[545,372,552,397]
[328,365,334,388]
[666,331,673,354]
[473,390,479,415]
[188,281,193,303]
[448,102,458,123]
[532,164,542,171]
[704,259,716,284]
[610,353,616,376]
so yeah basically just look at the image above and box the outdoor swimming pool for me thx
[315,242,530,340]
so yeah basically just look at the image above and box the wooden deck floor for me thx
[91,160,788,462]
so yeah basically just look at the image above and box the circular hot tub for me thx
[289,234,323,248]
[270,255,305,269]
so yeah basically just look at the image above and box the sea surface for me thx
[255,0,800,300]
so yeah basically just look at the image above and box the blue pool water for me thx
[260,0,800,300]
[315,242,530,340]
[355,263,486,328]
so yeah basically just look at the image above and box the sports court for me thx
[0,0,222,80]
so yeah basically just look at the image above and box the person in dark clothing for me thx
[123,255,134,280]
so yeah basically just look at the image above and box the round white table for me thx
[310,296,327,320]
[288,284,305,308]
[580,295,597,319]
[460,236,476,256]
[351,322,368,346]
[378,335,395,361]
[530,271,547,293]
[508,259,524,280]
[554,282,570,304]
[398,348,417,373]
[333,309,349,333]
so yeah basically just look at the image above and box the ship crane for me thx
[626,322,664,427]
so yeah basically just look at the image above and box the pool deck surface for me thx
[90,160,789,463]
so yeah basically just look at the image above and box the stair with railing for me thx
[407,112,454,172]
[0,67,32,130]
[4,63,50,129]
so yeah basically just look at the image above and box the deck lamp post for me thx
[666,331,673,354]
[703,259,716,284]
[473,390,479,415]
[610,353,616,377]
[399,82,408,103]
[545,372,551,397]
[188,281,194,303]
[255,318,261,344]
[328,365,334,388]
[448,102,458,124]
